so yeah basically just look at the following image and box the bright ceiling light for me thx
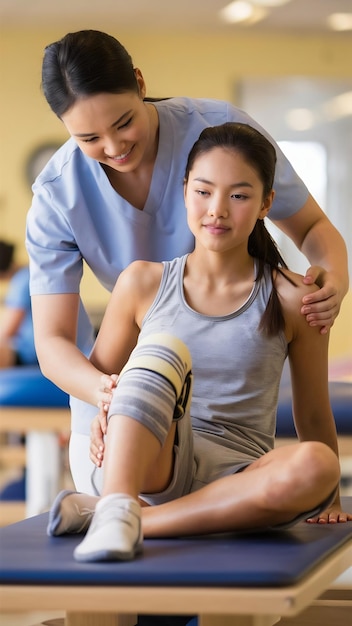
[220,1,254,22]
[285,108,316,131]
[251,0,291,6]
[219,1,267,24]
[327,13,352,31]
[322,91,352,120]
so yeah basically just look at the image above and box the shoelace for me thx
[73,504,95,532]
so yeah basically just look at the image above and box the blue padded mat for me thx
[0,366,69,407]
[0,498,351,588]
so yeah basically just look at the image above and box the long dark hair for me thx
[41,30,139,118]
[184,122,296,336]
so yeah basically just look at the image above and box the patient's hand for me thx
[90,372,119,466]
[90,414,106,467]
[97,373,118,415]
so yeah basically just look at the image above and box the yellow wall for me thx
[0,27,351,357]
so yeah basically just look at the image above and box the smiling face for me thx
[61,73,157,173]
[184,147,273,255]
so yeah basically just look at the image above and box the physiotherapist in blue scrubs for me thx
[26,29,348,497]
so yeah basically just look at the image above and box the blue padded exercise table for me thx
[1,499,352,626]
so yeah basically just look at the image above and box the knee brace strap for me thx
[120,333,193,421]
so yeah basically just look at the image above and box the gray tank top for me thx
[140,255,288,457]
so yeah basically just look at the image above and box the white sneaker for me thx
[73,493,143,562]
[47,490,97,536]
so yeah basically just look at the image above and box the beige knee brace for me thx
[119,333,193,421]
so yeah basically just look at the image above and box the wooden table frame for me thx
[0,406,70,521]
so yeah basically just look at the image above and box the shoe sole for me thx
[74,542,143,563]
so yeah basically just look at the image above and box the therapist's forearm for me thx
[300,216,349,292]
[273,194,349,294]
[36,336,103,407]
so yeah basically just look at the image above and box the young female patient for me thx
[47,122,350,563]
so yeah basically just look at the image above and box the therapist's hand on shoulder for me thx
[301,266,347,334]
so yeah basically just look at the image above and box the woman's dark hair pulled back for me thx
[185,122,296,336]
[184,122,276,195]
[42,30,138,118]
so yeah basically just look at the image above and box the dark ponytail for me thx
[184,122,297,336]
